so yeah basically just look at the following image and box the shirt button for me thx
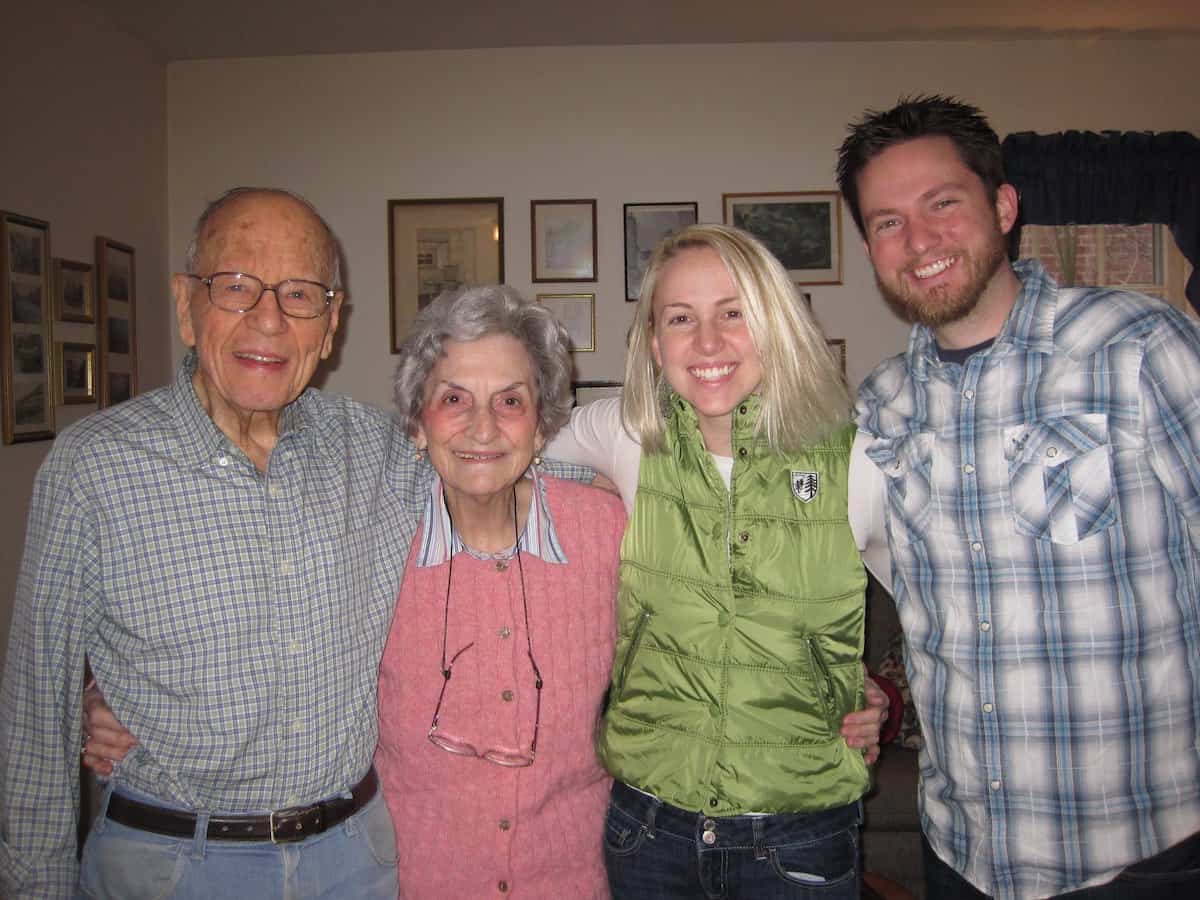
[279,560,294,576]
[495,560,508,572]
[971,541,983,552]
[963,463,975,474]
[983,703,994,713]
[498,626,512,639]
[963,389,974,400]
[990,780,1002,791]
[217,455,229,467]
[287,639,303,654]
[502,690,514,702]
[269,484,282,497]
[1046,447,1059,458]
[498,881,509,893]
[499,818,511,831]
[291,718,304,734]
[979,621,991,632]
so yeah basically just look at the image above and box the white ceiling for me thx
[83,0,1200,62]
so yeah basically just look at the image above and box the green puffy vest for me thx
[598,395,869,815]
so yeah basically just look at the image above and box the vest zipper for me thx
[616,611,652,698]
[806,636,836,729]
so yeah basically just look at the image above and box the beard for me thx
[875,224,1008,328]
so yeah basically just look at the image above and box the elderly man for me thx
[838,96,1200,899]
[0,188,427,899]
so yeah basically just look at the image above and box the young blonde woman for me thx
[547,224,891,899]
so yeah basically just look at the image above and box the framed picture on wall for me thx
[827,338,846,376]
[96,236,137,408]
[623,202,698,301]
[531,199,596,282]
[572,380,622,406]
[1,210,55,443]
[55,341,97,405]
[54,258,96,323]
[388,197,504,353]
[537,292,595,352]
[722,191,842,285]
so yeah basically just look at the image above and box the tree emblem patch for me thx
[791,471,819,503]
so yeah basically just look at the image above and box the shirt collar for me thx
[905,259,1058,380]
[415,465,567,567]
[168,350,326,469]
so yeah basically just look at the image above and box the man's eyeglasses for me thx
[185,272,335,319]
[428,487,542,767]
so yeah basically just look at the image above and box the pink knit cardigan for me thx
[375,477,624,899]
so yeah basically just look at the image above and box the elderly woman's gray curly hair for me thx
[393,284,575,442]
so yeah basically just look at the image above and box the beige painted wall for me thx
[167,39,1200,412]
[0,0,171,671]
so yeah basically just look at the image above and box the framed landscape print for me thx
[623,201,698,301]
[388,197,504,352]
[537,292,595,352]
[55,341,97,405]
[96,236,137,408]
[1,211,55,443]
[54,258,96,323]
[531,199,596,282]
[722,191,842,285]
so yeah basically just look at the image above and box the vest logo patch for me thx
[791,471,819,503]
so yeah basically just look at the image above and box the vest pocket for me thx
[806,637,837,733]
[614,611,652,700]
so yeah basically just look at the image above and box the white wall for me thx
[0,0,170,671]
[167,39,1200,411]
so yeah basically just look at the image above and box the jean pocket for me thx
[602,801,649,858]
[767,826,858,891]
[1004,414,1117,544]
[78,819,188,900]
[354,793,400,867]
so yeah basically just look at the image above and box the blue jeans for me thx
[77,782,399,899]
[603,780,861,899]
[922,830,1200,899]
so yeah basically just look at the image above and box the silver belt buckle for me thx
[269,805,319,843]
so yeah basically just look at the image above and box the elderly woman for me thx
[375,285,623,897]
[82,285,624,899]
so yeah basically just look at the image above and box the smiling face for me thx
[414,334,543,513]
[857,135,1019,345]
[650,247,763,455]
[174,192,342,435]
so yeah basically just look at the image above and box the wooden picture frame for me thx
[95,237,137,408]
[537,292,595,352]
[623,201,698,301]
[388,197,504,352]
[722,191,842,285]
[1,211,55,443]
[531,199,596,282]
[572,380,622,406]
[54,258,96,323]
[827,338,846,376]
[55,341,97,405]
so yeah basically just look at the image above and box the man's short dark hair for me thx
[836,95,1005,238]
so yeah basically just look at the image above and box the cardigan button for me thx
[738,447,748,458]
[709,798,719,808]
[738,531,750,543]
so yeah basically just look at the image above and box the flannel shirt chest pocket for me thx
[873,431,935,543]
[1004,412,1118,544]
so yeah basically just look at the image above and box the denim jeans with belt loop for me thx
[603,780,862,899]
[76,780,399,899]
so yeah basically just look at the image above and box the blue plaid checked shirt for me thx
[856,261,1200,899]
[0,353,589,898]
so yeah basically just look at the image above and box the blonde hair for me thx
[622,223,851,454]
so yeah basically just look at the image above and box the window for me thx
[1019,223,1195,319]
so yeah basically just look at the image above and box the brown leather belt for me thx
[106,768,378,843]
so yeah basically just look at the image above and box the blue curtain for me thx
[1001,130,1200,311]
